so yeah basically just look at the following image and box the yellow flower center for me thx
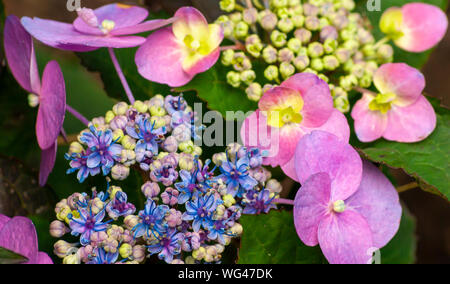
[368,92,397,114]
[101,20,115,34]
[379,8,404,40]
[267,106,303,128]
[332,200,346,213]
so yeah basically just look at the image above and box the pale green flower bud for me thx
[111,164,130,181]
[50,220,69,238]
[318,74,329,83]
[358,28,375,45]
[259,10,278,30]
[321,26,338,42]
[280,62,295,79]
[307,42,324,58]
[331,86,347,98]
[351,63,365,79]
[341,0,356,11]
[240,70,256,84]
[310,58,324,71]
[303,68,318,75]
[319,17,331,29]
[293,55,310,70]
[262,45,278,64]
[28,94,39,108]
[288,0,301,7]
[278,18,294,33]
[266,179,282,194]
[222,21,235,38]
[221,49,235,66]
[133,100,148,113]
[303,3,320,17]
[287,38,302,53]
[121,135,136,150]
[233,52,252,71]
[212,152,227,166]
[234,21,249,38]
[243,8,258,24]
[362,44,376,57]
[105,110,115,124]
[246,83,263,102]
[335,48,351,63]
[297,47,308,56]
[359,74,373,88]
[272,0,288,9]
[113,102,128,115]
[215,15,230,24]
[113,129,124,143]
[264,65,279,81]
[343,60,354,72]
[377,44,394,62]
[343,39,359,53]
[323,55,339,70]
[246,41,264,58]
[69,141,84,154]
[291,15,305,28]
[278,48,294,63]
[119,243,133,259]
[277,7,290,19]
[270,30,287,48]
[339,75,358,91]
[150,116,166,129]
[263,84,275,93]
[305,16,320,31]
[294,28,312,44]
[227,71,241,88]
[219,0,235,12]
[334,95,350,113]
[230,12,242,23]
[365,61,379,75]
[323,38,338,53]
[332,14,349,30]
[149,105,166,117]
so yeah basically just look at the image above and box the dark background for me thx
[2,0,449,264]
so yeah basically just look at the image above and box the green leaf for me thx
[238,210,327,264]
[358,98,450,200]
[380,205,417,264]
[355,0,448,69]
[0,247,28,264]
[77,47,170,102]
[175,63,258,118]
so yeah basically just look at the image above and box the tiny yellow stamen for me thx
[101,20,116,33]
[267,107,303,128]
[368,93,397,114]
[333,200,346,213]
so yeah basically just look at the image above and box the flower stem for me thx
[66,105,89,126]
[220,44,245,51]
[108,47,135,104]
[274,198,295,206]
[396,182,419,193]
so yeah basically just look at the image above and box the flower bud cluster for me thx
[216,0,393,113]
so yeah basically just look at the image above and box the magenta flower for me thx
[352,63,436,143]
[20,4,175,52]
[293,131,402,264]
[380,3,448,53]
[240,73,350,181]
[135,7,224,87]
[0,214,53,264]
[4,15,66,186]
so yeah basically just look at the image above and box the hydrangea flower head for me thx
[69,207,111,246]
[293,131,402,264]
[182,193,218,232]
[126,114,166,154]
[0,215,53,264]
[135,7,224,87]
[240,73,350,180]
[380,3,448,53]
[218,153,258,197]
[147,228,184,264]
[352,63,436,143]
[133,199,169,238]
[20,4,175,51]
[4,15,66,186]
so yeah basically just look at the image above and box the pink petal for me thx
[294,172,332,246]
[281,110,350,181]
[4,15,41,94]
[0,215,10,232]
[74,4,148,35]
[36,61,66,150]
[347,161,402,248]
[21,17,145,51]
[294,131,362,201]
[36,252,53,264]
[383,96,436,143]
[374,63,425,107]
[39,143,57,187]
[172,7,209,40]
[281,73,334,128]
[183,48,221,76]
[318,210,373,264]
[111,18,176,36]
[396,3,448,53]
[351,94,388,143]
[258,86,303,112]
[0,216,39,264]
[135,27,193,87]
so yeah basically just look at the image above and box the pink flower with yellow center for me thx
[240,73,350,181]
[380,3,448,53]
[135,7,223,87]
[352,63,436,143]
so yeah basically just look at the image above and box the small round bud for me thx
[221,49,235,66]
[288,0,301,6]
[243,8,258,24]
[110,115,128,131]
[230,12,242,23]
[246,83,263,102]
[124,215,139,230]
[264,65,279,81]
[287,38,302,53]
[294,28,312,44]
[377,44,394,62]
[262,45,278,64]
[270,30,287,48]
[141,182,160,199]
[149,105,166,117]
[241,70,256,85]
[28,94,39,108]
[272,0,288,9]
[221,20,235,38]
[323,38,338,54]
[226,71,241,88]
[163,136,178,153]
[359,74,373,88]
[320,26,338,42]
[310,58,324,71]
[69,142,84,154]
[278,18,294,33]
[133,100,148,113]
[192,247,207,261]
[259,10,278,30]
[219,0,235,12]
[230,223,243,236]
[133,245,146,263]
[212,152,227,166]
[121,135,136,150]
[307,42,324,58]
[305,16,320,31]
[179,153,195,171]
[334,95,350,113]
[278,48,294,63]
[233,52,252,71]
[335,48,351,63]
[223,194,236,208]
[109,185,123,199]
[293,55,310,71]
[54,240,75,258]
[105,110,115,124]
[280,62,295,79]
[113,102,128,115]
[303,3,319,17]
[50,220,69,238]
[111,164,130,181]
[339,75,358,91]
[323,55,339,70]
[266,179,282,194]
[234,21,249,38]
[63,253,80,264]
[291,14,305,28]
[112,129,124,144]
[119,243,133,259]
[331,14,349,30]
